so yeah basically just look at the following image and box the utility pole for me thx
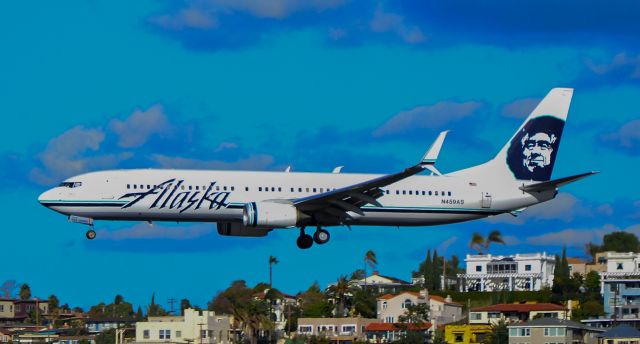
[168,298,176,315]
[198,322,205,344]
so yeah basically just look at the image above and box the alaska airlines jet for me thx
[38,88,596,249]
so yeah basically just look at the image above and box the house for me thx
[0,299,49,324]
[348,272,412,294]
[0,329,11,343]
[85,317,136,333]
[597,325,640,344]
[296,317,376,341]
[469,303,568,325]
[458,252,555,292]
[444,324,492,344]
[507,318,603,344]
[429,295,463,325]
[252,289,297,333]
[365,322,431,343]
[135,308,232,344]
[376,291,462,325]
[569,257,588,275]
[53,335,96,344]
[601,278,640,319]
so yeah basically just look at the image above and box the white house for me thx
[458,252,555,292]
[252,289,297,333]
[347,272,412,294]
[376,290,462,325]
[135,308,232,344]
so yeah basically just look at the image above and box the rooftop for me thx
[365,322,431,331]
[472,303,566,313]
[598,325,640,338]
[509,317,601,331]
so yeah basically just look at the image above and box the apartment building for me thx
[135,308,232,344]
[507,318,602,344]
[469,303,568,325]
[296,317,376,341]
[376,290,462,325]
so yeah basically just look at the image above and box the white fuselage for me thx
[38,168,554,227]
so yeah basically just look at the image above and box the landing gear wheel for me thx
[86,229,97,240]
[313,228,330,245]
[296,234,313,249]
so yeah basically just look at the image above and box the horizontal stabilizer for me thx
[421,131,449,164]
[519,171,599,193]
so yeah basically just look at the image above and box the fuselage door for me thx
[101,177,116,199]
[481,192,492,208]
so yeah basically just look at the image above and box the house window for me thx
[382,301,387,309]
[385,316,394,323]
[176,331,182,338]
[143,330,150,339]
[454,333,464,342]
[544,327,565,336]
[509,328,530,337]
[159,330,171,339]
[342,325,356,333]
[402,299,412,309]
[298,326,312,334]
[470,312,482,320]
[476,265,482,272]
[201,330,207,338]
[0,305,3,312]
[525,264,532,271]
[618,263,624,270]
[488,312,501,319]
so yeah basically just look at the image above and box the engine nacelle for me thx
[243,201,300,228]
[217,222,271,237]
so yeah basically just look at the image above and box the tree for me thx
[483,320,508,344]
[0,280,18,298]
[351,288,376,318]
[398,303,430,325]
[364,250,377,288]
[349,269,365,281]
[180,298,192,315]
[95,328,115,344]
[269,256,279,287]
[584,242,601,263]
[299,282,332,318]
[19,284,31,300]
[147,293,168,317]
[114,295,124,305]
[422,249,433,290]
[470,231,506,254]
[48,295,60,312]
[327,276,354,317]
[432,250,442,291]
[135,306,143,321]
[432,330,446,344]
[602,231,640,252]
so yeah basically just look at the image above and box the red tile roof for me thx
[366,322,432,331]
[472,303,566,313]
[377,291,421,300]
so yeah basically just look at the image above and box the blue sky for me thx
[1,0,639,311]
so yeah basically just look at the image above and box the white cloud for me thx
[601,119,640,153]
[369,5,426,44]
[525,224,640,248]
[501,98,540,119]
[97,223,213,240]
[109,104,172,148]
[373,101,482,137]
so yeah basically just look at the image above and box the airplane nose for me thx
[38,189,53,207]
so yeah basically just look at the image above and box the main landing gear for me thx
[296,226,330,249]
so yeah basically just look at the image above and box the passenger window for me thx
[386,190,389,194]
[298,188,302,192]
[278,187,281,192]
[448,191,452,196]
[441,191,445,196]
[188,185,192,190]
[127,184,130,189]
[196,186,199,190]
[409,190,412,195]
[306,188,309,192]
[245,187,249,191]
[422,191,425,195]
[231,186,235,191]
[402,190,406,195]
[429,191,432,196]
[313,188,317,193]
[259,187,262,192]
[133,185,137,189]
[435,191,438,196]
[216,186,220,191]
[271,187,275,192]
[320,188,324,192]
[223,186,227,191]
[396,190,399,195]
[140,185,144,189]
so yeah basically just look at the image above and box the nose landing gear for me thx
[86,228,97,240]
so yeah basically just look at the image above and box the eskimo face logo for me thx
[507,116,565,181]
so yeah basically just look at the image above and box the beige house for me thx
[568,257,588,275]
[470,303,568,325]
[377,291,462,325]
[0,299,15,320]
[135,308,232,344]
[296,317,377,341]
[508,318,603,344]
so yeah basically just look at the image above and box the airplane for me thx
[38,88,596,249]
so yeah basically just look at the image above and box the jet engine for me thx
[243,201,302,228]
[217,222,271,237]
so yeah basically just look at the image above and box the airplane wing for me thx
[293,131,448,220]
[519,171,599,193]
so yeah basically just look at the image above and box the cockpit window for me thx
[58,182,82,188]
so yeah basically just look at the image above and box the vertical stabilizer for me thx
[492,88,573,181]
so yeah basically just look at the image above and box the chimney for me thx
[445,295,453,303]
[372,271,379,276]
[420,289,429,299]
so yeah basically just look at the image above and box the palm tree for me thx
[470,232,485,254]
[470,230,505,254]
[327,275,353,317]
[268,256,279,287]
[364,250,377,289]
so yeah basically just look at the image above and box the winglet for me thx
[421,131,449,164]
